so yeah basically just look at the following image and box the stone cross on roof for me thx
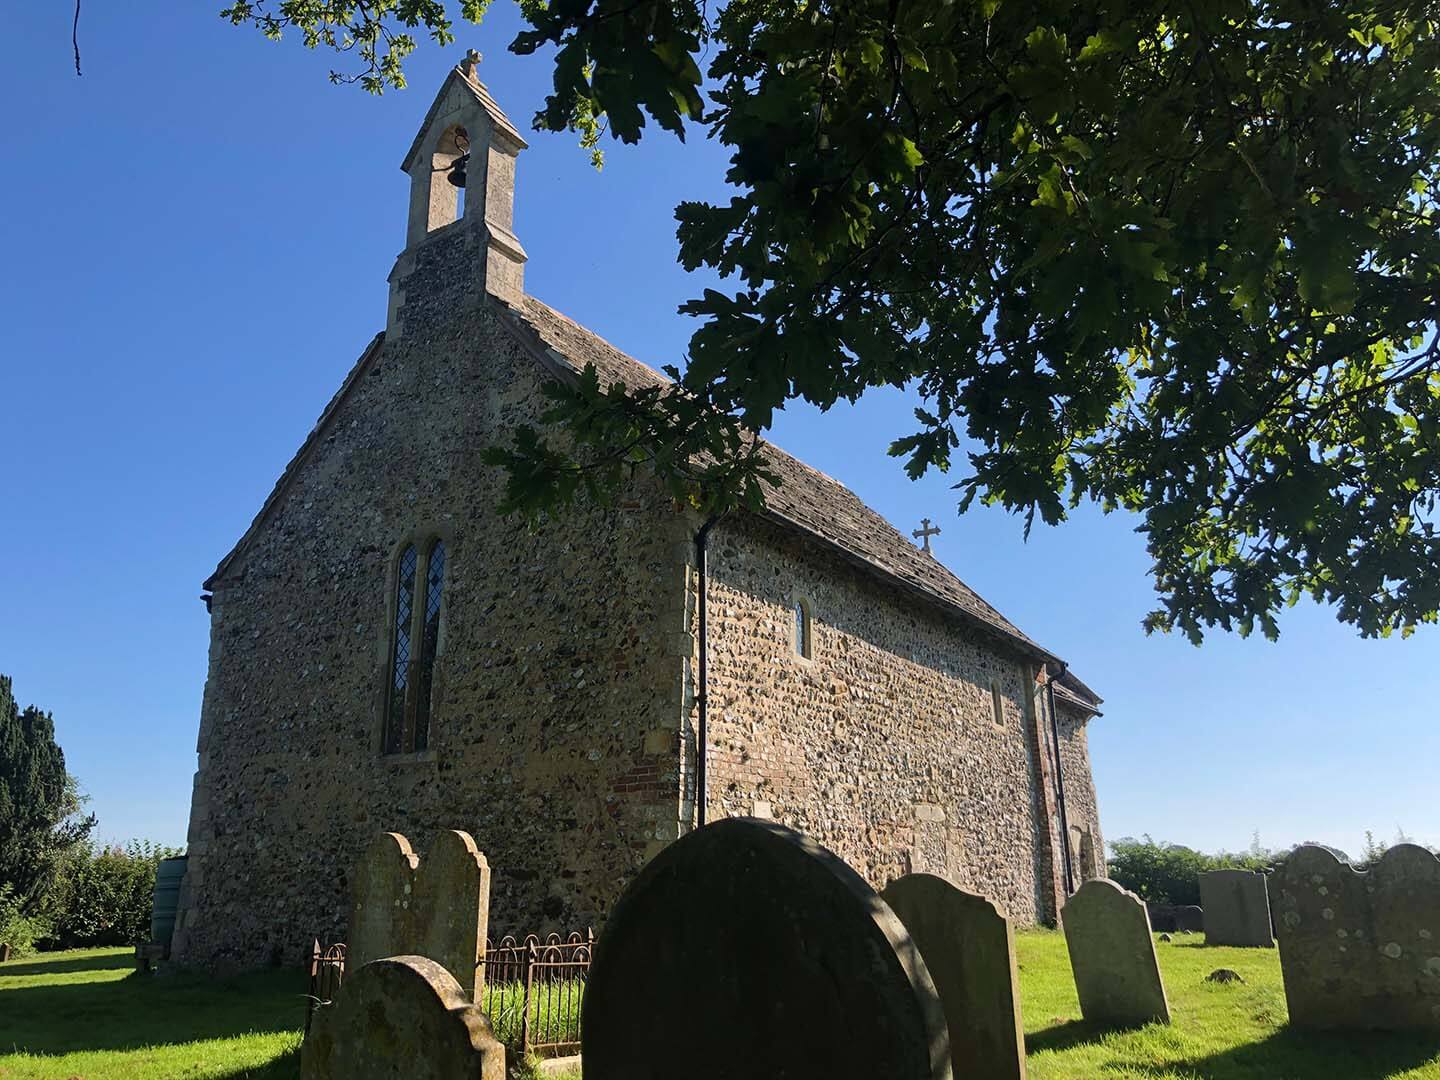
[461,49,482,79]
[912,517,941,554]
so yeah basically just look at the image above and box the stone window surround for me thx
[988,676,1007,727]
[375,524,455,762]
[791,594,815,663]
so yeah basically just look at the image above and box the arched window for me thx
[793,599,812,659]
[383,538,446,754]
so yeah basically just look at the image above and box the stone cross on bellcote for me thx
[912,518,941,554]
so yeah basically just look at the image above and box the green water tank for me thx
[151,855,188,947]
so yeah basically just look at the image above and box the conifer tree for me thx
[0,675,95,911]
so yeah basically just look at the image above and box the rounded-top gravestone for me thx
[1061,879,1172,1027]
[300,955,505,1080]
[881,872,1027,1080]
[582,818,952,1080]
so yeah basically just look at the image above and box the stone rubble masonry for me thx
[881,872,1027,1080]
[301,954,506,1080]
[1271,843,1440,1031]
[693,513,1103,924]
[348,830,491,999]
[582,818,952,1080]
[1199,868,1274,948]
[170,210,692,970]
[1062,879,1171,1027]
[1055,697,1106,885]
[168,67,1106,971]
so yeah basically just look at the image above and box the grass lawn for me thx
[1,933,1438,1078]
[1019,929,1440,1079]
[0,948,301,1079]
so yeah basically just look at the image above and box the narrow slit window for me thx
[990,678,1006,726]
[794,600,812,659]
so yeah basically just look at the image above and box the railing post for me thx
[305,939,320,1036]
[521,940,537,1057]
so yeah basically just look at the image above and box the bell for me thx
[446,152,469,189]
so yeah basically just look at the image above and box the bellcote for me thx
[387,53,528,333]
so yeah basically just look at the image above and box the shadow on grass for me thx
[211,1044,301,1079]
[0,959,307,1056]
[0,952,135,977]
[1025,1019,1112,1054]
[1108,1026,1440,1079]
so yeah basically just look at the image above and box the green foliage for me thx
[1107,835,1274,905]
[228,1,1440,642]
[1353,826,1437,871]
[0,883,47,957]
[0,675,95,914]
[48,841,182,949]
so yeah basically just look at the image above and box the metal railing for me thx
[305,941,347,1035]
[480,930,592,1057]
[300,930,592,1058]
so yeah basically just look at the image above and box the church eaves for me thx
[496,294,1102,710]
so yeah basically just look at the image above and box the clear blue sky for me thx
[3,3,1435,861]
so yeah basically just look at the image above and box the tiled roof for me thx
[509,295,1100,702]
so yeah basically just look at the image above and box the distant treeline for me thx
[1108,831,1435,906]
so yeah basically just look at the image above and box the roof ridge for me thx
[508,293,1081,680]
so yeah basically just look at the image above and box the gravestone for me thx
[1145,903,1204,934]
[300,955,505,1080]
[1062,879,1171,1026]
[1270,844,1440,1031]
[583,818,952,1080]
[1199,869,1273,947]
[348,829,491,998]
[349,833,418,971]
[1175,905,1205,933]
[1146,903,1177,933]
[882,873,1026,1080]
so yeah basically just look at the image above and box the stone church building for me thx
[170,60,1107,970]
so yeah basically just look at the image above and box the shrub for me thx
[0,883,47,956]
[1107,835,1273,905]
[48,840,181,948]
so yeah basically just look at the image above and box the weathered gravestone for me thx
[1144,903,1203,934]
[1145,903,1177,933]
[1062,879,1171,1026]
[300,955,505,1080]
[1175,905,1205,933]
[349,830,491,998]
[583,817,953,1080]
[882,873,1027,1080]
[1270,844,1440,1031]
[1199,869,1274,947]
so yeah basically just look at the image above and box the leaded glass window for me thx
[382,537,446,755]
[413,539,446,751]
[383,546,418,754]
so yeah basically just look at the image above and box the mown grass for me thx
[1018,929,1440,1079]
[2,933,1439,1078]
[0,948,302,1079]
